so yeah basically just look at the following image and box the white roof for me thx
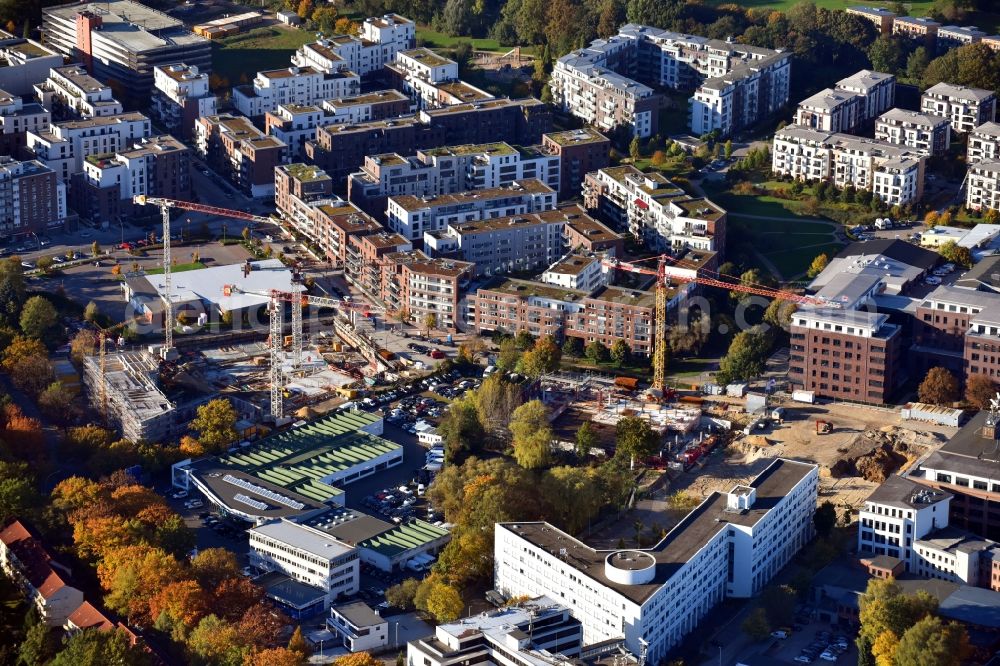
[142,259,304,312]
[249,519,354,561]
[959,224,1000,249]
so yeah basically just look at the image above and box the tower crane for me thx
[601,255,840,394]
[132,195,273,355]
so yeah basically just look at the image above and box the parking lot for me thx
[758,620,855,665]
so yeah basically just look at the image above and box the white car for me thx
[925,276,942,285]
[819,652,837,662]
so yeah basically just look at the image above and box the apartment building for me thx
[893,16,940,44]
[388,179,556,243]
[564,213,625,257]
[540,128,611,197]
[291,14,415,77]
[788,308,902,404]
[407,597,584,666]
[233,66,360,118]
[348,142,560,218]
[0,90,49,157]
[323,203,385,266]
[473,278,587,340]
[937,25,986,53]
[41,0,211,107]
[151,64,217,140]
[330,602,389,652]
[968,122,1000,163]
[796,89,863,133]
[379,251,473,329]
[195,114,287,197]
[771,125,925,206]
[921,82,997,134]
[576,286,658,356]
[26,111,151,183]
[0,519,84,627]
[0,34,62,96]
[875,109,951,156]
[321,89,411,126]
[583,165,726,253]
[967,162,1000,212]
[264,104,324,159]
[846,7,896,34]
[387,48,473,110]
[910,285,1000,378]
[72,134,189,227]
[494,459,818,663]
[34,65,122,119]
[248,519,360,612]
[0,157,66,240]
[306,97,552,185]
[541,253,606,292]
[837,70,896,122]
[346,232,413,298]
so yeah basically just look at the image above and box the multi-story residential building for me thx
[291,14,415,77]
[858,475,952,570]
[541,253,607,292]
[248,519,360,613]
[330,602,389,652]
[323,204,384,267]
[33,65,122,119]
[836,70,896,123]
[876,109,951,156]
[473,278,588,340]
[0,157,67,240]
[846,7,896,34]
[967,162,1000,212]
[910,285,1000,378]
[195,114,287,197]
[921,83,997,134]
[494,459,818,663]
[233,66,360,118]
[41,0,211,108]
[346,231,412,297]
[388,179,556,243]
[576,286,658,356]
[306,97,552,186]
[771,125,925,206]
[72,134,190,227]
[540,128,611,197]
[937,25,986,53]
[0,90,50,157]
[788,308,902,404]
[26,111,151,183]
[348,142,560,219]
[0,519,85,627]
[275,162,334,223]
[407,597,585,666]
[564,212,625,257]
[380,251,473,329]
[893,16,940,44]
[0,34,63,96]
[321,89,411,125]
[583,165,726,253]
[265,104,324,159]
[151,63,217,140]
[796,89,863,133]
[968,122,1000,163]
[388,48,461,109]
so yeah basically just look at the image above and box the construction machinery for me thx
[816,419,833,435]
[601,255,840,395]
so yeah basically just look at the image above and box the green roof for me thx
[359,519,450,556]
[284,162,330,183]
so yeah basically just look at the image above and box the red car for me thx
[429,349,445,360]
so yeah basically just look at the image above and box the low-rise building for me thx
[541,253,607,292]
[329,602,388,652]
[937,25,986,53]
[967,162,1000,212]
[893,16,940,44]
[858,475,952,571]
[564,212,624,257]
[875,109,951,156]
[0,520,84,627]
[152,63,217,140]
[540,127,611,197]
[968,122,1000,163]
[34,65,122,119]
[846,7,896,34]
[233,65,360,118]
[921,82,997,134]
[195,114,287,197]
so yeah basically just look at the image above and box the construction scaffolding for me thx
[82,350,178,443]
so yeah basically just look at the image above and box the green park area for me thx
[211,27,316,86]
[706,0,934,12]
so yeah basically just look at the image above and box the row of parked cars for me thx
[361,484,425,523]
[924,262,956,286]
[794,630,850,663]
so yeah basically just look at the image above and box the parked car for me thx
[429,349,445,359]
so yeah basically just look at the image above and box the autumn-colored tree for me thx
[509,400,552,469]
[188,614,245,664]
[807,253,829,278]
[189,398,239,453]
[179,435,206,458]
[213,576,264,622]
[918,367,960,405]
[334,653,381,666]
[517,335,561,377]
[97,545,187,621]
[51,476,103,514]
[2,405,44,461]
[2,335,53,395]
[333,17,358,35]
[287,625,309,659]
[872,629,899,666]
[69,329,98,367]
[191,548,241,590]
[924,210,940,226]
[237,602,289,650]
[965,374,998,409]
[38,382,78,426]
[244,648,304,666]
[650,150,666,166]
[149,579,210,630]
[297,0,314,19]
[312,6,338,33]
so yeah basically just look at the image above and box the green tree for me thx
[858,578,938,651]
[760,585,797,628]
[541,466,603,533]
[83,301,100,323]
[615,416,657,466]
[868,35,905,73]
[939,240,974,268]
[513,330,535,351]
[438,392,484,464]
[35,256,53,275]
[716,328,769,385]
[0,465,39,524]
[629,136,640,161]
[49,628,152,666]
[813,500,837,538]
[189,398,239,452]
[312,6,338,33]
[496,337,520,372]
[562,337,583,358]
[0,257,26,327]
[37,381,78,426]
[585,340,610,364]
[474,373,523,437]
[386,578,421,610]
[626,0,683,29]
[575,421,598,458]
[742,607,771,641]
[723,140,733,160]
[518,335,561,377]
[806,253,829,278]
[17,611,55,666]
[19,296,58,340]
[509,400,552,469]
[610,340,631,367]
[918,367,960,405]
[893,616,968,666]
[424,581,464,623]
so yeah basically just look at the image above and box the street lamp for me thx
[222,222,228,244]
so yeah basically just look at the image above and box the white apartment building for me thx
[248,519,360,609]
[329,602,389,652]
[78,134,188,202]
[266,104,324,159]
[541,253,607,292]
[583,165,725,252]
[494,459,818,664]
[937,25,986,52]
[0,90,49,142]
[151,64,217,139]
[386,179,556,242]
[291,14,415,77]
[921,82,998,134]
[27,112,151,182]
[34,65,122,118]
[968,122,1000,163]
[394,47,458,85]
[875,109,951,156]
[835,70,895,122]
[388,48,493,110]
[320,89,410,125]
[233,66,360,117]
[966,162,1000,212]
[795,89,863,133]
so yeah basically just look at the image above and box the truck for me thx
[792,390,815,404]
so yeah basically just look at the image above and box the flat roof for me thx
[140,259,302,313]
[544,254,598,277]
[45,1,206,53]
[420,142,517,158]
[867,475,950,509]
[281,162,330,183]
[249,519,354,560]
[302,506,394,545]
[588,285,658,308]
[399,47,454,69]
[358,519,450,557]
[479,277,589,303]
[391,179,553,212]
[333,601,386,627]
[544,127,609,147]
[324,89,408,108]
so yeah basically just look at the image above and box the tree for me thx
[438,393,484,464]
[334,653,382,666]
[513,330,535,351]
[424,581,464,623]
[188,615,245,665]
[38,382,78,426]
[575,421,598,458]
[938,210,953,227]
[35,256,54,275]
[723,140,733,160]
[496,338,520,372]
[474,374,523,437]
[97,545,187,622]
[585,340,610,364]
[763,299,797,333]
[906,46,931,82]
[562,337,583,358]
[868,35,905,73]
[386,578,421,610]
[191,548,241,590]
[509,400,552,469]
[629,136,640,161]
[924,210,940,226]
[965,374,997,409]
[2,336,53,396]
[287,626,310,659]
[423,313,437,332]
[83,301,100,324]
[650,150,666,167]
[0,257,26,327]
[334,18,358,35]
[149,579,210,631]
[918,367,960,405]
[541,466,603,533]
[716,328,769,385]
[312,6,338,33]
[939,240,973,268]
[742,607,771,641]
[297,0,314,20]
[245,648,304,666]
[761,585,797,627]
[806,253,829,278]
[813,500,837,538]
[893,616,968,666]
[871,630,899,666]
[0,467,39,524]
[519,335,561,377]
[49,628,151,666]
[189,398,239,453]
[610,340,631,367]
[615,416,657,466]
[19,616,56,665]
[858,578,939,651]
[626,0,683,29]
[19,296,58,340]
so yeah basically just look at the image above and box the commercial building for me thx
[0,34,63,96]
[494,459,818,662]
[195,114,287,197]
[388,179,556,243]
[291,15,415,77]
[26,112,151,183]
[771,125,925,206]
[41,0,211,107]
[921,83,997,134]
[151,64,217,140]
[875,109,951,156]
[233,66,360,118]
[846,7,896,34]
[968,122,1000,163]
[967,162,1000,212]
[0,89,50,157]
[583,165,726,253]
[937,25,986,53]
[33,65,123,119]
[540,128,611,198]
[858,475,953,572]
[893,16,940,44]
[0,157,67,240]
[192,11,262,39]
[911,285,1000,378]
[406,597,584,666]
[0,519,84,627]
[330,602,389,652]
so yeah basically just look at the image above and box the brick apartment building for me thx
[540,128,610,198]
[912,286,1000,380]
[474,278,587,339]
[195,114,286,197]
[0,157,67,240]
[384,251,473,329]
[563,211,624,257]
[346,231,412,298]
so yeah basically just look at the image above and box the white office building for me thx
[494,459,818,663]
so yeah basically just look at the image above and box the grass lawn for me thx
[668,357,718,380]
[212,27,316,84]
[146,262,206,275]
[416,25,506,53]
[561,358,652,378]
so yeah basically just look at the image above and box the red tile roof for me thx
[66,601,115,632]
[0,519,71,599]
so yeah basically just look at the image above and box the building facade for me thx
[27,112,151,183]
[33,65,122,119]
[875,109,951,156]
[0,157,66,240]
[291,15,415,78]
[195,114,287,197]
[921,83,997,134]
[151,63,216,140]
